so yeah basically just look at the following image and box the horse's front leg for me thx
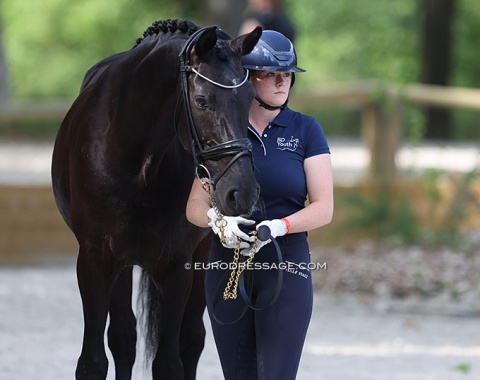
[107,266,137,380]
[75,242,115,380]
[180,236,211,380]
[152,258,194,380]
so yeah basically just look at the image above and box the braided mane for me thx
[134,19,199,48]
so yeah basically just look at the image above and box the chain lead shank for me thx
[200,176,261,299]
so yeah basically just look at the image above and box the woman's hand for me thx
[240,219,288,256]
[207,208,255,249]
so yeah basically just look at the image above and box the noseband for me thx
[179,27,253,188]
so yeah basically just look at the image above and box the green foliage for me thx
[453,0,480,87]
[1,0,179,99]
[294,106,362,138]
[2,0,480,138]
[453,363,471,374]
[422,168,443,204]
[1,0,421,99]
[336,165,480,246]
[0,119,60,136]
[404,106,426,146]
[287,0,420,90]
[421,167,480,238]
[285,0,480,139]
[453,109,480,139]
[337,186,420,243]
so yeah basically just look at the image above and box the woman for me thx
[238,0,296,43]
[186,30,333,379]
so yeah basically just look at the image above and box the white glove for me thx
[240,219,288,256]
[207,208,255,249]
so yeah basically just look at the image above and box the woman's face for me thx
[251,71,291,108]
[249,0,280,10]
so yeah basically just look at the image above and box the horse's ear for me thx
[232,26,262,56]
[192,26,218,61]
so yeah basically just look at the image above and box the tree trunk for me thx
[420,0,455,140]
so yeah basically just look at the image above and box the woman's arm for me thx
[186,178,212,228]
[284,153,334,234]
[186,178,256,248]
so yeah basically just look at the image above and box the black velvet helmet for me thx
[241,30,305,73]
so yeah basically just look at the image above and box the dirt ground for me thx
[1,247,479,380]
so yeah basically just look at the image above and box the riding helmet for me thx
[241,30,305,73]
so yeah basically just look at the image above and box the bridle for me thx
[178,29,284,323]
[178,27,253,188]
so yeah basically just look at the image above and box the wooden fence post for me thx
[362,97,403,181]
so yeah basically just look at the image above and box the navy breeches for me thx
[205,233,313,380]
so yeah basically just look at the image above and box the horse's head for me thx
[178,26,262,217]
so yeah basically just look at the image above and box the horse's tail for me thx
[138,269,160,362]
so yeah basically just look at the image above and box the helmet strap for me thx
[255,96,288,111]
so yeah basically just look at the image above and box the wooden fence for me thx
[290,80,480,180]
[2,80,480,180]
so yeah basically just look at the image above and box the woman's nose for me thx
[276,75,286,85]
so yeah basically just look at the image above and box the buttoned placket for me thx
[248,124,267,156]
[262,124,273,139]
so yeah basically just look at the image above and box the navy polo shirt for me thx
[248,107,330,222]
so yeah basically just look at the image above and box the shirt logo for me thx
[277,136,299,152]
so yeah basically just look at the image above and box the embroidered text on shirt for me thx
[277,136,299,152]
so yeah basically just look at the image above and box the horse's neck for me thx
[105,40,183,153]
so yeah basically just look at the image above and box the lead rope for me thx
[200,177,259,300]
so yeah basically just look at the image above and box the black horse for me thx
[51,19,261,379]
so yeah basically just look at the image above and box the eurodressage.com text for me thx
[184,261,327,271]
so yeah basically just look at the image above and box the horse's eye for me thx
[194,96,208,110]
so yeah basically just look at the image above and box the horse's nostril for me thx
[226,189,238,210]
